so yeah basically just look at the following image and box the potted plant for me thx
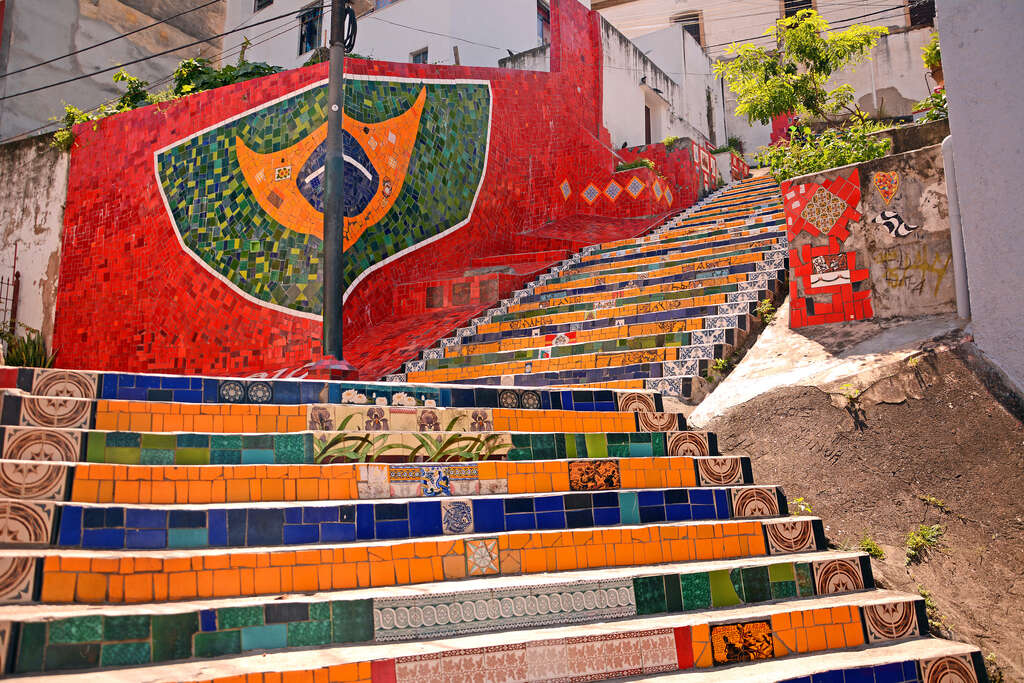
[922,32,942,87]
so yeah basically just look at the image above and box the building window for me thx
[907,0,936,27]
[411,48,428,64]
[670,10,703,47]
[537,1,551,46]
[782,0,814,18]
[298,4,323,55]
[254,0,273,11]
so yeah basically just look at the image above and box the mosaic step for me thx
[39,484,786,551]
[0,367,663,412]
[2,551,877,675]
[0,591,950,682]
[19,516,827,604]
[577,222,784,267]
[0,395,689,434]
[1,425,716,467]
[53,455,750,505]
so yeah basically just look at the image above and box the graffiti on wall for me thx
[783,169,874,327]
[155,75,492,319]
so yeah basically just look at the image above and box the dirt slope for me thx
[704,349,1024,681]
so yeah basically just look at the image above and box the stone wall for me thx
[0,135,69,344]
[782,143,955,327]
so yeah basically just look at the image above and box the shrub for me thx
[921,32,941,69]
[756,114,891,182]
[858,536,885,560]
[905,524,943,565]
[755,297,776,325]
[1,324,57,367]
[615,158,656,172]
[914,88,947,122]
[662,136,686,153]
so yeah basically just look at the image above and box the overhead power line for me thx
[0,0,224,81]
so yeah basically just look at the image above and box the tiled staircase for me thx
[384,176,789,402]
[0,367,988,682]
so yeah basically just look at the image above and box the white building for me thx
[594,0,940,155]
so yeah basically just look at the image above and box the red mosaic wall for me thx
[54,0,702,376]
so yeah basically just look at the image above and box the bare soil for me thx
[704,349,1024,682]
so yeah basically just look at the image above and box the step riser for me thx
[8,556,876,676]
[574,230,784,271]
[33,517,827,604]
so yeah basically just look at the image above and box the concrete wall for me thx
[0,0,223,141]
[0,135,70,343]
[225,0,545,70]
[785,144,956,327]
[600,18,722,149]
[936,0,1024,391]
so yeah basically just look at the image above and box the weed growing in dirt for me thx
[905,524,943,565]
[918,494,947,511]
[917,585,946,632]
[791,497,813,515]
[986,653,1005,683]
[755,298,776,325]
[858,536,885,560]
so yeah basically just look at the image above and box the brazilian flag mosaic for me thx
[156,77,491,316]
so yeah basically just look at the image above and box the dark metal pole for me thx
[322,0,346,360]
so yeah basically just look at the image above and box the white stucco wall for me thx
[0,135,70,344]
[936,0,1024,391]
[601,19,722,150]
[224,0,544,69]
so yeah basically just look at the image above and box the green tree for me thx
[714,9,888,125]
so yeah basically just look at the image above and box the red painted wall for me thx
[54,0,699,376]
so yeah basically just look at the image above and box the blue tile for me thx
[117,374,136,387]
[714,489,731,518]
[247,509,283,545]
[284,508,302,524]
[320,523,356,542]
[638,506,666,523]
[592,507,620,527]
[873,662,908,683]
[82,528,126,549]
[665,504,692,521]
[375,520,409,540]
[842,667,874,683]
[228,509,247,546]
[689,489,713,505]
[200,609,217,632]
[283,524,320,545]
[692,504,717,520]
[57,506,83,545]
[299,382,324,404]
[177,390,204,403]
[126,529,167,549]
[536,511,566,529]
[272,381,300,403]
[99,376,117,399]
[637,490,664,506]
[408,501,442,537]
[471,499,505,533]
[169,510,206,528]
[203,379,219,402]
[901,661,918,681]
[534,496,564,512]
[105,508,125,526]
[162,376,191,389]
[811,671,844,683]
[126,509,167,529]
[504,513,537,531]
[565,509,594,528]
[355,505,374,540]
[208,510,228,546]
[304,506,339,524]
[136,375,160,389]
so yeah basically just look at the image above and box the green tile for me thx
[275,434,306,464]
[332,600,374,643]
[195,630,241,657]
[104,447,141,465]
[240,624,287,651]
[49,616,103,644]
[508,448,531,461]
[663,574,684,612]
[796,562,815,597]
[511,434,532,448]
[768,562,796,583]
[627,441,653,458]
[151,613,198,662]
[564,435,578,459]
[287,620,331,647]
[167,528,208,548]
[651,432,666,456]
[619,492,639,525]
[242,435,274,449]
[104,615,150,641]
[310,602,330,621]
[100,642,151,667]
[740,566,771,603]
[633,576,667,614]
[174,448,211,465]
[217,606,264,629]
[85,432,107,463]
[141,434,176,449]
[211,435,243,449]
[531,434,556,460]
[211,449,242,464]
[584,433,607,458]
[710,569,743,607]
[679,572,712,611]
[44,643,100,671]
[140,448,174,465]
[15,622,46,673]
[106,432,141,447]
[772,580,798,600]
[608,444,630,459]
